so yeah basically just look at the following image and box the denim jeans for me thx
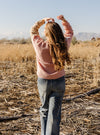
[37,76,65,135]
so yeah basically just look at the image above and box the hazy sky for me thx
[0,0,100,37]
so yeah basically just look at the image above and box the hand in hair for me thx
[43,17,55,23]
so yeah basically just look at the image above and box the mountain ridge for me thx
[0,32,100,41]
[75,32,100,41]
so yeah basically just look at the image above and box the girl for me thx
[30,15,73,135]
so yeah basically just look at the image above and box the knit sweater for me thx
[30,19,73,79]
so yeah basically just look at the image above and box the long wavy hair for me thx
[45,22,71,71]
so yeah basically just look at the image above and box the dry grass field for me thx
[0,40,100,135]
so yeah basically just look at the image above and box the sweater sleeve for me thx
[62,20,73,37]
[62,20,73,49]
[30,19,46,52]
[30,19,45,37]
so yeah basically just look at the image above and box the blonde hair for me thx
[45,22,71,71]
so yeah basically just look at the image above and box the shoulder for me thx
[31,35,47,47]
[31,35,43,43]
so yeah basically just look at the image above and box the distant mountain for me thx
[75,32,100,41]
[0,31,100,41]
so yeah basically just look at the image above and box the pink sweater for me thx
[30,19,73,79]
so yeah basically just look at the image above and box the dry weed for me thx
[0,43,35,62]
[0,41,100,62]
[69,43,100,60]
[0,41,100,134]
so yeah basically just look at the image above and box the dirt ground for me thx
[0,58,100,135]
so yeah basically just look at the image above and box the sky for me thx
[0,0,100,38]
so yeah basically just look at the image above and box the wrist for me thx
[62,18,66,22]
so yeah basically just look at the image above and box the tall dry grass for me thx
[0,43,35,62]
[69,42,100,60]
[0,40,100,87]
[0,41,100,62]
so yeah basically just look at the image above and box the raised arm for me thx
[30,18,55,37]
[30,19,45,37]
[57,15,73,49]
[57,15,73,38]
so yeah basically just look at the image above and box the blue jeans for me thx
[37,76,65,135]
